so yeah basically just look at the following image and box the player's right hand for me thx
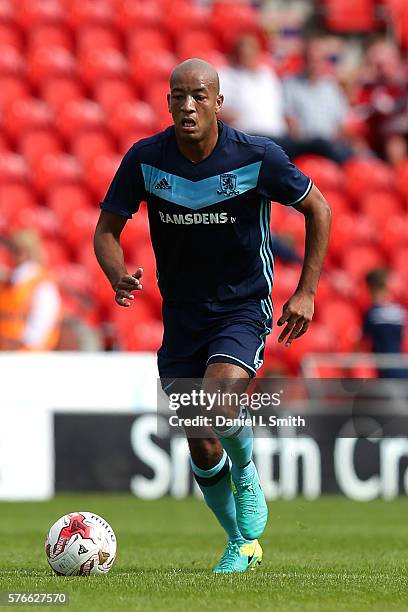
[114,267,143,307]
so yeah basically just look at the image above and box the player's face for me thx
[168,72,223,141]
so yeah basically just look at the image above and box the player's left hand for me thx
[277,290,314,347]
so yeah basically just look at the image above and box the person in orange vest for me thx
[0,230,61,350]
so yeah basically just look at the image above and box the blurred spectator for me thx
[272,234,301,264]
[0,230,61,351]
[361,268,407,378]
[355,38,408,165]
[219,33,286,138]
[282,34,354,162]
[57,316,103,351]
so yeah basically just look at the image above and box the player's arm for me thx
[94,210,143,308]
[94,145,145,307]
[277,185,331,346]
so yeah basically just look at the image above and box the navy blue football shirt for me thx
[101,122,312,302]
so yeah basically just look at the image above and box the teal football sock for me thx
[191,450,244,542]
[213,407,254,482]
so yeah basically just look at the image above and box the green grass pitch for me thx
[0,495,407,612]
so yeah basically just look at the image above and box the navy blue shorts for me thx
[158,298,272,386]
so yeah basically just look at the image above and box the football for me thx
[45,512,117,576]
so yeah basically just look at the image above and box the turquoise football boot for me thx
[213,539,263,574]
[231,462,268,540]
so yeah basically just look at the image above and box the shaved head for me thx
[170,58,220,94]
[168,57,223,157]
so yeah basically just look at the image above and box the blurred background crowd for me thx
[0,0,407,377]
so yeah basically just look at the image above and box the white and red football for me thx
[45,511,117,576]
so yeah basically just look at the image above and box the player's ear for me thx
[167,93,171,113]
[215,94,224,114]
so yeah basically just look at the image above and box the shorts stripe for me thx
[254,298,272,369]
[206,353,257,375]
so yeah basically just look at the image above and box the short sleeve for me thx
[257,142,312,206]
[100,145,146,218]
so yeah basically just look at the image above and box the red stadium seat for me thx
[343,157,395,202]
[0,0,15,23]
[18,128,62,166]
[40,76,84,111]
[131,240,162,318]
[79,49,128,85]
[272,206,305,248]
[71,130,115,170]
[358,191,403,228]
[0,152,30,184]
[119,131,152,154]
[75,247,114,315]
[126,29,171,58]
[323,0,376,32]
[210,3,260,51]
[395,159,408,202]
[342,245,385,282]
[280,323,337,371]
[46,184,93,222]
[144,80,172,131]
[57,99,105,138]
[294,155,344,192]
[176,30,220,59]
[0,183,37,221]
[27,24,73,52]
[60,277,97,332]
[112,299,163,352]
[383,0,408,49]
[392,246,408,280]
[93,77,137,114]
[16,0,65,30]
[272,262,301,302]
[67,0,114,28]
[119,204,152,262]
[164,2,210,37]
[381,215,408,254]
[0,44,25,76]
[63,208,99,253]
[27,47,76,84]
[0,24,22,49]
[9,203,60,238]
[319,299,361,351]
[54,261,93,297]
[85,152,122,200]
[329,213,377,260]
[130,49,176,94]
[5,98,54,140]
[320,190,351,215]
[0,77,29,112]
[32,152,83,196]
[0,134,8,151]
[77,25,121,54]
[108,101,156,139]
[42,240,70,267]
[115,0,162,32]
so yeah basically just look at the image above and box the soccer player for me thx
[94,59,331,573]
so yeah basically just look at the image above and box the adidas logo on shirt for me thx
[155,178,171,190]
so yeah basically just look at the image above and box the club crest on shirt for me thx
[217,173,240,196]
